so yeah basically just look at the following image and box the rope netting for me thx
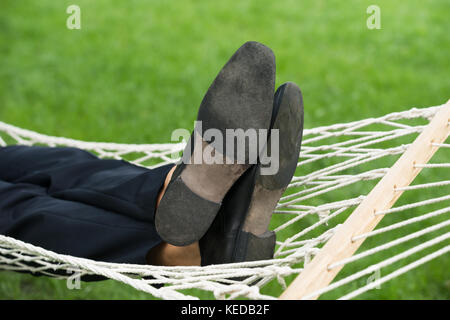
[0,103,448,300]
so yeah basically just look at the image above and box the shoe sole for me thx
[236,82,304,262]
[155,42,276,246]
[200,82,304,264]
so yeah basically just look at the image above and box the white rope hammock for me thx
[0,102,449,300]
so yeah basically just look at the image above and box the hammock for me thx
[0,101,449,300]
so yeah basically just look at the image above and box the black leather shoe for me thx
[200,82,304,265]
[155,41,276,246]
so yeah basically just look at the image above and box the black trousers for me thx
[0,145,174,266]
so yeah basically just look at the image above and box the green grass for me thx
[0,0,449,299]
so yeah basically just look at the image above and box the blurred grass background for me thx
[0,0,449,299]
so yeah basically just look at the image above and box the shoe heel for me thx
[235,230,276,262]
[155,176,221,246]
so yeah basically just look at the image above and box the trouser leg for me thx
[0,145,176,274]
[0,146,174,222]
[0,180,162,265]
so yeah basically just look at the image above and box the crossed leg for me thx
[0,146,200,267]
